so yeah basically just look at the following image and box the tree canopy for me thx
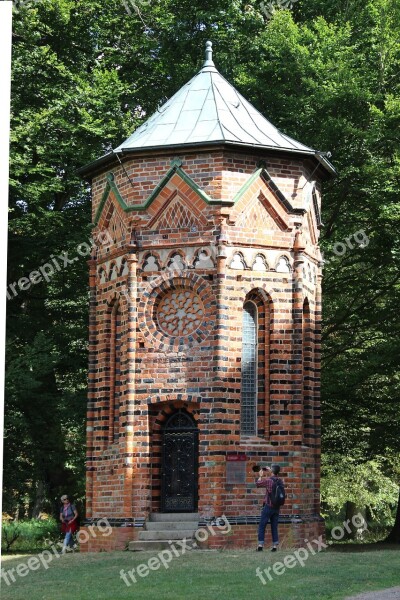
[5,0,400,533]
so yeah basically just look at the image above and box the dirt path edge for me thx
[344,587,400,600]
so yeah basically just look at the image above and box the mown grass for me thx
[1,547,399,600]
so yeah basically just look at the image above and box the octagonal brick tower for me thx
[79,41,335,551]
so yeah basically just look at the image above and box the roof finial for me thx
[203,40,215,68]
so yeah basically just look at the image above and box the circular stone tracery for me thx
[157,289,204,336]
[138,273,215,350]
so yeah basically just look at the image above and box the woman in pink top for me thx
[60,494,78,553]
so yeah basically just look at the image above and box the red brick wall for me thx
[85,146,324,548]
[91,150,319,217]
[199,520,325,550]
[79,520,325,552]
[79,525,139,552]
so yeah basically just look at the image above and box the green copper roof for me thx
[115,41,319,157]
[78,42,335,178]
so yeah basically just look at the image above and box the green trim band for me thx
[232,167,305,215]
[93,173,129,225]
[93,162,217,225]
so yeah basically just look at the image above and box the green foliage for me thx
[317,0,400,461]
[324,518,392,544]
[321,455,399,522]
[1,518,60,553]
[5,0,400,529]
[1,521,21,552]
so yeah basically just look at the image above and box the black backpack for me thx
[270,477,285,507]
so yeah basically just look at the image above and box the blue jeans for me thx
[258,504,279,545]
[63,531,74,548]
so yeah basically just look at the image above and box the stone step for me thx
[129,540,199,552]
[149,512,199,522]
[146,520,199,531]
[129,513,200,551]
[139,529,196,541]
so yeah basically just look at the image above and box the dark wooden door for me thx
[161,411,198,512]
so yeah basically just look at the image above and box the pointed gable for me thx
[142,159,213,225]
[93,160,213,228]
[230,167,304,233]
[94,175,129,253]
[235,195,283,234]
[301,183,323,247]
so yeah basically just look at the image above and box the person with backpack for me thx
[256,465,285,552]
[60,494,79,553]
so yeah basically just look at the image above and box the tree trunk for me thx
[386,488,400,543]
[32,480,46,518]
[344,501,360,539]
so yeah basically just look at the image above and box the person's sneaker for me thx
[271,546,278,552]
[257,546,263,552]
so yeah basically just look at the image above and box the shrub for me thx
[321,455,398,524]
[1,518,60,553]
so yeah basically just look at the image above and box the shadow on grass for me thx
[329,542,400,552]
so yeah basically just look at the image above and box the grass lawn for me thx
[1,546,399,600]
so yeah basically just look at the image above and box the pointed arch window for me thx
[241,291,271,438]
[302,298,313,444]
[109,302,121,443]
[241,301,258,436]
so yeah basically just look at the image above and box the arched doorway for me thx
[161,410,198,512]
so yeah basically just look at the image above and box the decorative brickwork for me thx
[83,143,328,551]
[156,289,205,337]
[81,42,334,549]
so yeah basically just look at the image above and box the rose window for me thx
[156,289,204,336]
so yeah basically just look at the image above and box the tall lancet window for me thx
[109,302,121,443]
[302,298,313,444]
[241,301,258,436]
